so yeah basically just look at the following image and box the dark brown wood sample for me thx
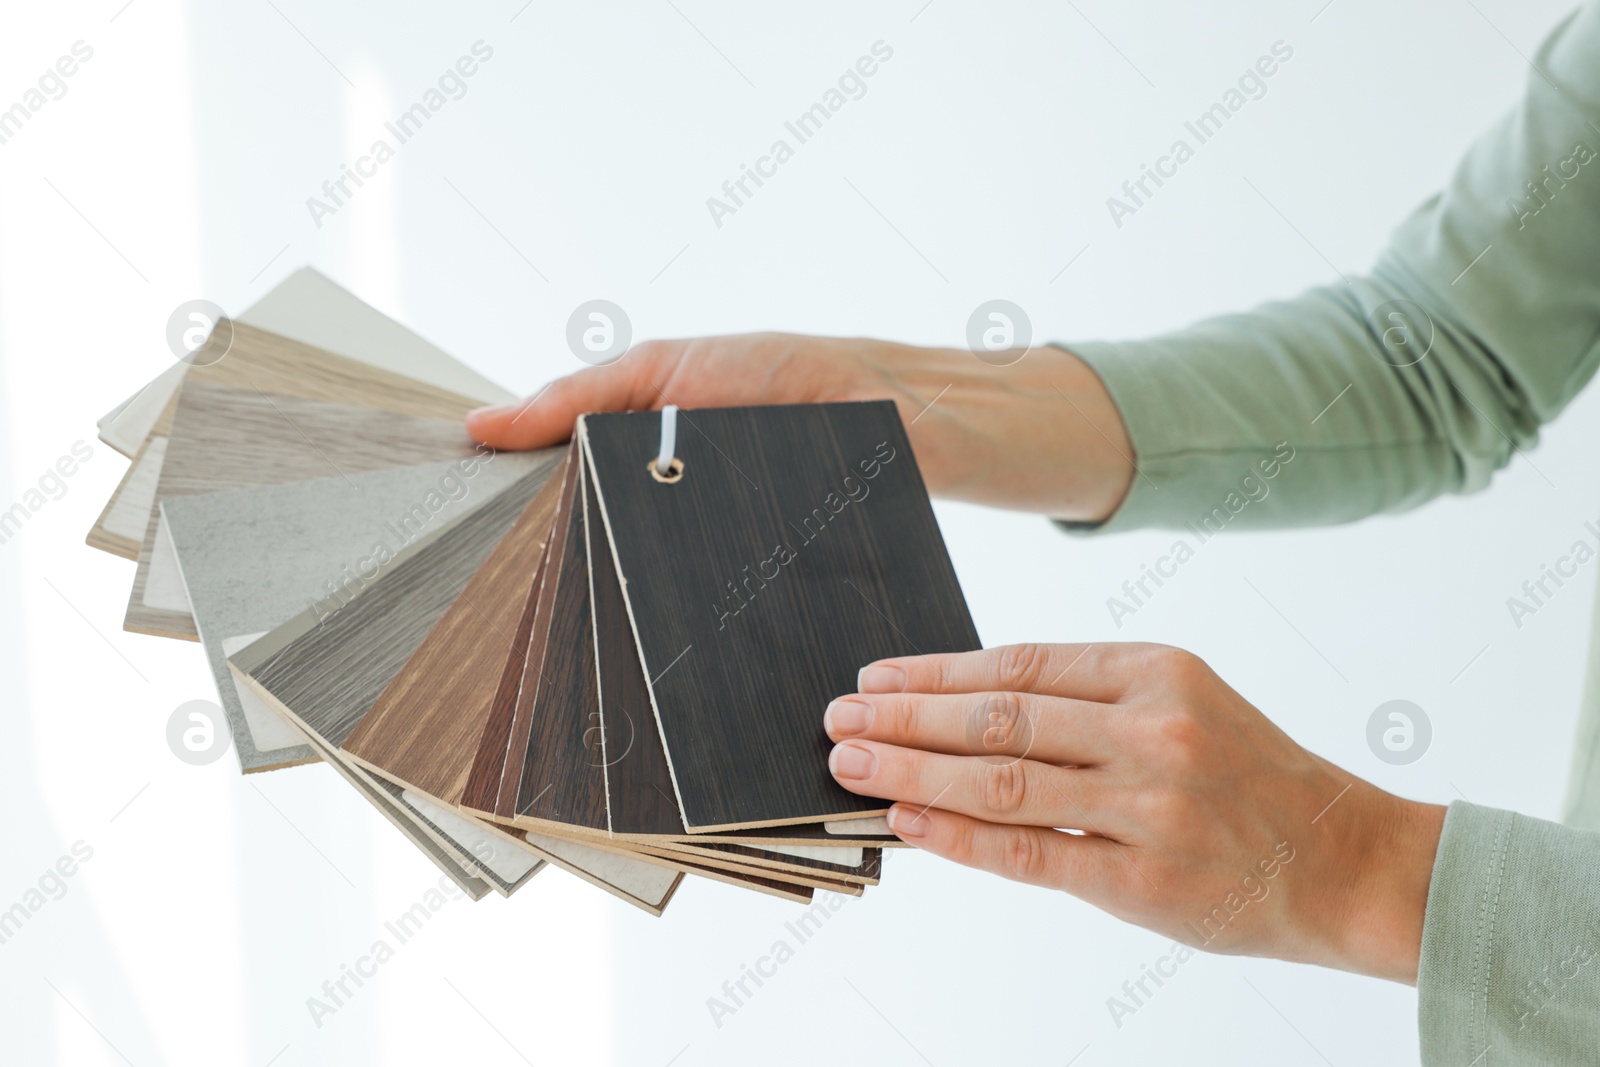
[511,458,611,832]
[586,444,686,838]
[585,447,896,857]
[582,401,982,831]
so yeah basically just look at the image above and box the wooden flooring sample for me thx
[163,455,547,772]
[396,789,543,895]
[126,382,493,640]
[432,455,861,901]
[231,458,561,752]
[459,529,552,817]
[89,436,166,559]
[585,448,686,838]
[521,832,681,916]
[581,401,981,831]
[227,464,561,896]
[222,457,696,913]
[94,317,492,566]
[96,266,513,458]
[509,457,610,834]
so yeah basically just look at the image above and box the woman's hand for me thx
[824,641,1447,983]
[467,333,1134,522]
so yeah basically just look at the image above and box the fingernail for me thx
[857,663,906,693]
[825,698,873,737]
[887,805,929,838]
[828,743,877,781]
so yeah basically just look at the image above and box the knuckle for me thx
[627,338,670,364]
[874,695,916,742]
[1151,707,1203,752]
[1136,788,1187,833]
[999,829,1052,883]
[995,642,1052,692]
[880,746,924,795]
[967,692,1032,757]
[1124,645,1210,697]
[975,757,1031,817]
[1154,644,1208,682]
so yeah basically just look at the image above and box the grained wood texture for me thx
[459,528,551,816]
[379,779,543,898]
[164,456,543,773]
[233,459,560,750]
[571,837,816,905]
[126,382,494,640]
[219,454,704,912]
[586,444,687,837]
[342,459,569,807]
[461,445,579,821]
[510,457,610,833]
[186,319,487,422]
[647,840,882,884]
[92,319,489,561]
[96,267,513,457]
[582,401,981,831]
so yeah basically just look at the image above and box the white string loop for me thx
[655,405,679,479]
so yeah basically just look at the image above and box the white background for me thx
[0,1,1589,1064]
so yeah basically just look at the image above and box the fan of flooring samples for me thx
[90,277,980,915]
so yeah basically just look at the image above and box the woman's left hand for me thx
[824,642,1446,982]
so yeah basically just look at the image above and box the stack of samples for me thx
[90,269,980,914]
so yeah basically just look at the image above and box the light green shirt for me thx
[1065,3,1600,1061]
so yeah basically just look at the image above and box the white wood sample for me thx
[401,791,541,885]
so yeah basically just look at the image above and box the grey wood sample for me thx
[163,454,547,773]
[581,401,982,831]
[231,458,562,752]
[127,381,495,640]
[223,463,563,896]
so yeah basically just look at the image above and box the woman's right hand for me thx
[467,332,1135,522]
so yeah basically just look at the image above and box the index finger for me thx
[466,345,667,450]
[858,643,1132,701]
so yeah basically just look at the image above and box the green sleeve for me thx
[1064,2,1600,535]
[1418,802,1600,1065]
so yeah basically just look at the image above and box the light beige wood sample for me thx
[94,316,488,574]
[96,266,513,458]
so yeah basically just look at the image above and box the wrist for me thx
[882,342,1135,521]
[1309,779,1446,983]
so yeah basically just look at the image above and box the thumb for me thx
[466,348,664,450]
